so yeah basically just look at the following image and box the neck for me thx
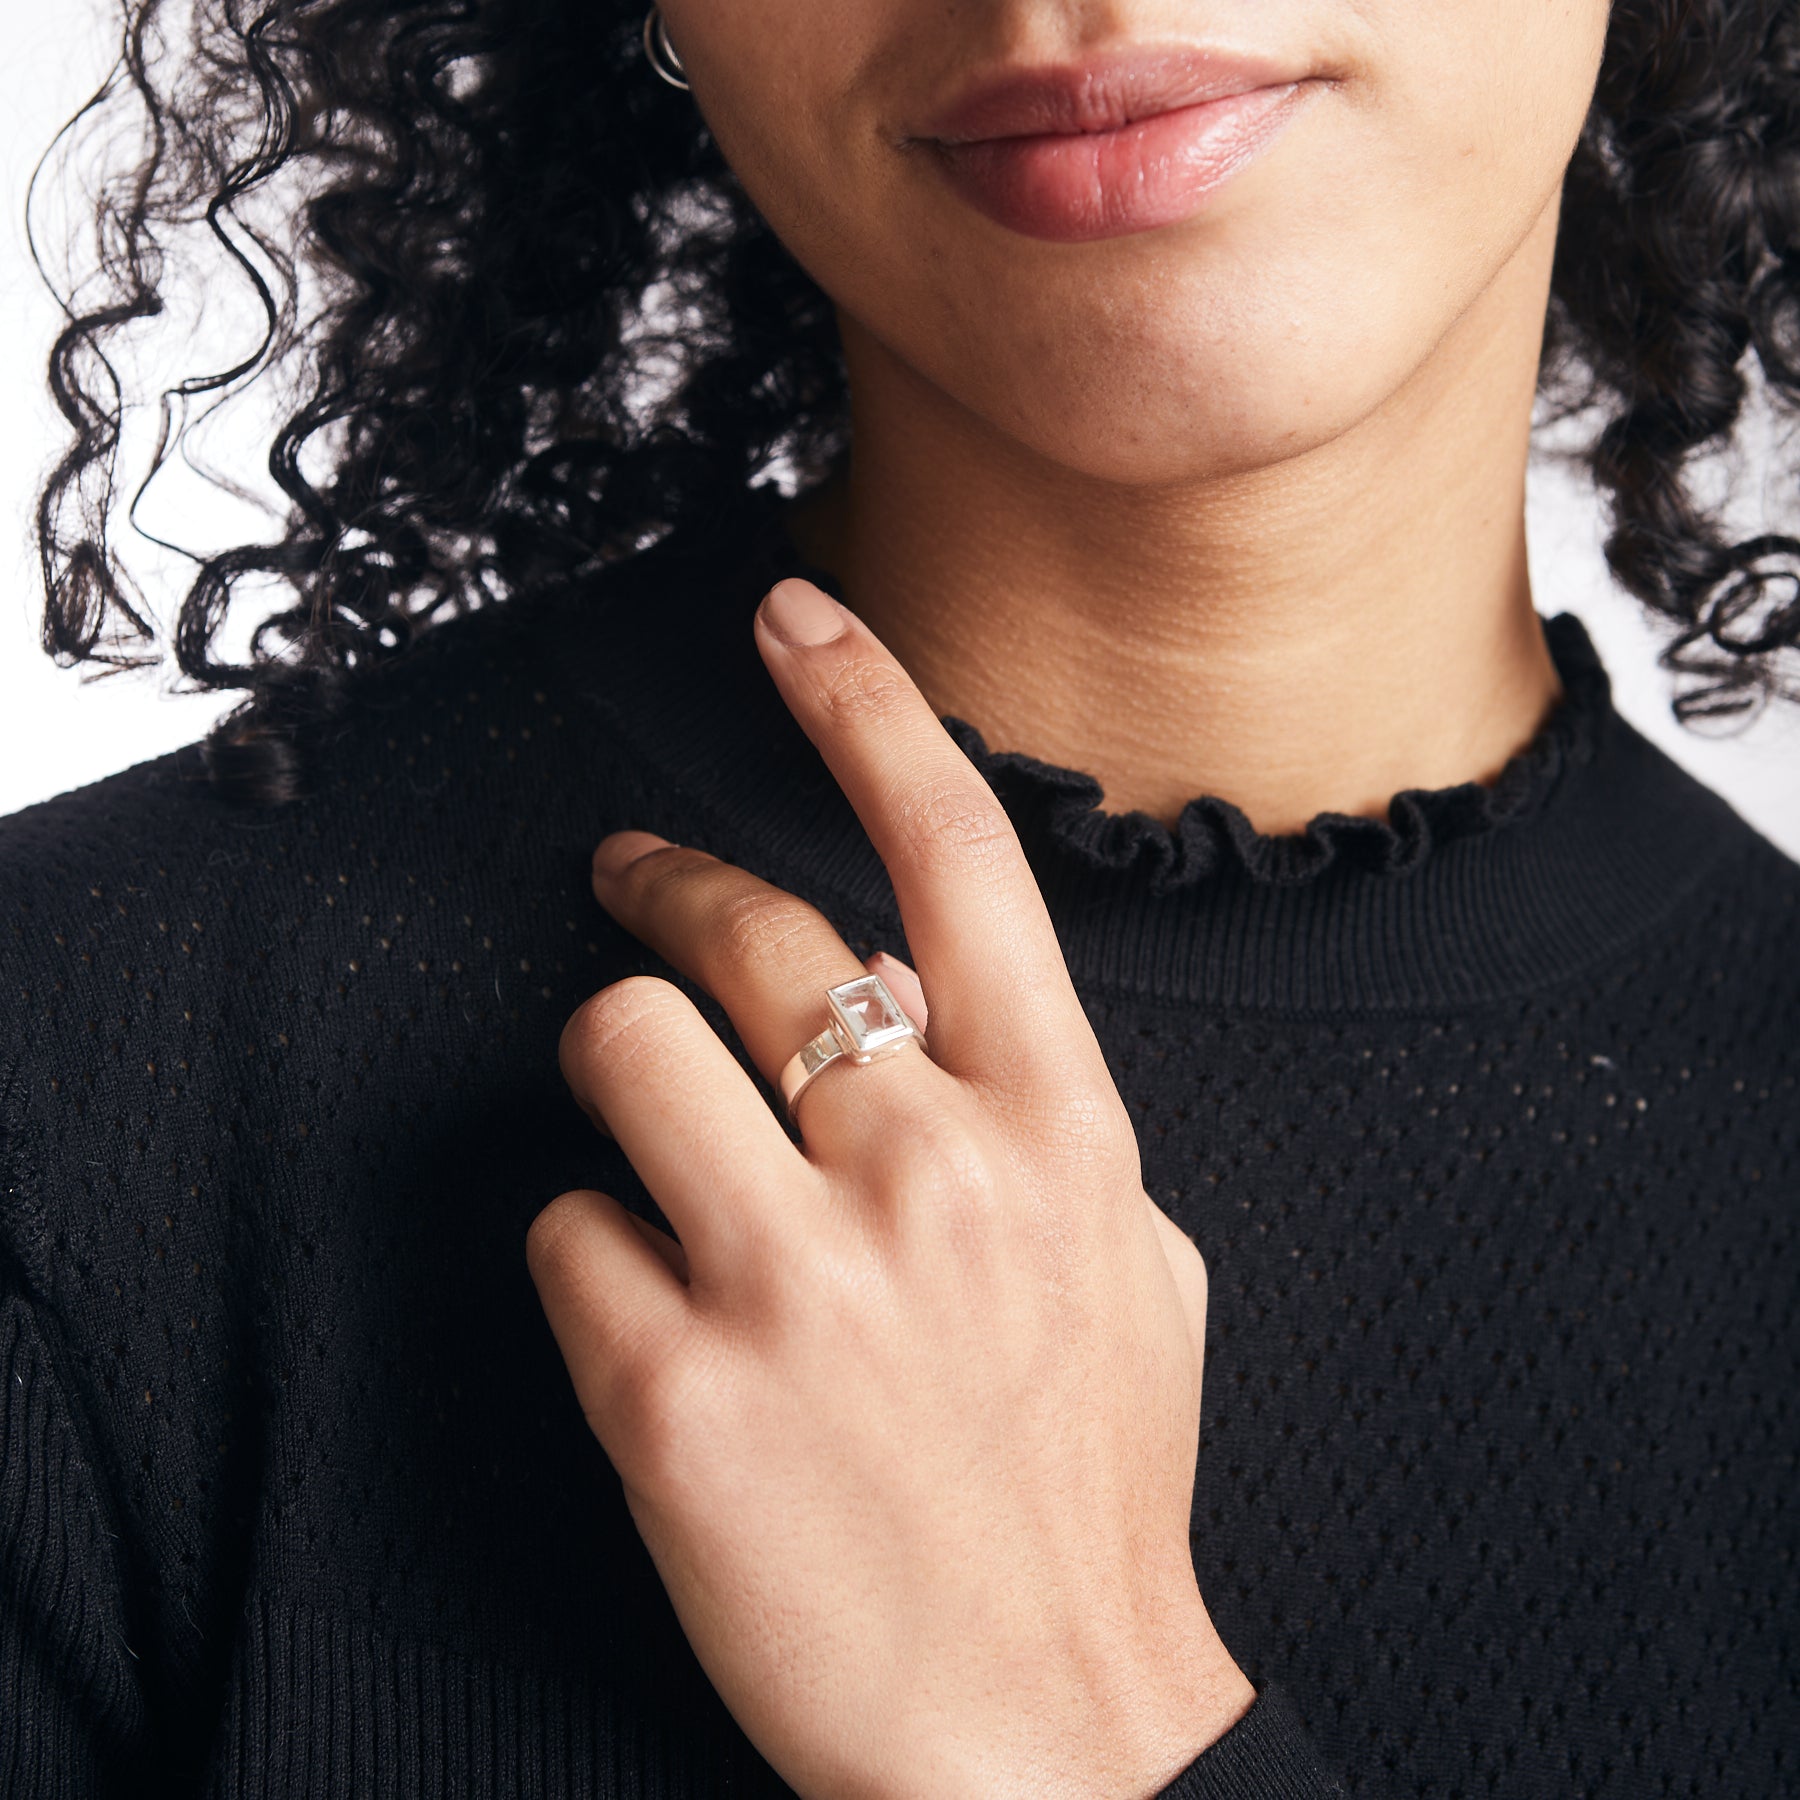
[783,205,1566,837]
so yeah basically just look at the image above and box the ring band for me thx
[779,972,929,1123]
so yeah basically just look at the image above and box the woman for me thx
[3,0,1796,1793]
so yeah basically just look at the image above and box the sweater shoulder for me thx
[0,551,703,1266]
[1686,815,1800,1018]
[1664,767,1800,950]
[0,547,689,973]
[1579,700,1800,970]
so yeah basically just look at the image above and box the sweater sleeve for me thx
[1152,1680,1353,1799]
[0,1272,155,1797]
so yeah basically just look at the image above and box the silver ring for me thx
[779,973,929,1123]
[642,6,691,91]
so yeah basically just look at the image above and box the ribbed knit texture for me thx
[1155,1685,1348,1798]
[2,487,1795,1796]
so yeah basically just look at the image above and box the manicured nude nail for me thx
[761,579,847,647]
[593,831,671,881]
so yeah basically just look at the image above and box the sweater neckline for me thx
[739,493,1611,895]
[567,486,1745,1010]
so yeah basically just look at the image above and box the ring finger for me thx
[590,830,943,1148]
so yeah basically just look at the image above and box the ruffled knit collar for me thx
[739,489,1613,896]
[567,485,1742,1009]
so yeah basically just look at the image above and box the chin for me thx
[999,405,1334,489]
[946,325,1404,488]
[879,222,1424,483]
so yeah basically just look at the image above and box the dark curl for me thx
[30,0,1800,804]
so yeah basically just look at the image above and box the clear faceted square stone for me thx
[827,973,913,1056]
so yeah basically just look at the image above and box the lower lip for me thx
[930,82,1311,243]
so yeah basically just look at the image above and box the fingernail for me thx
[593,830,671,881]
[760,579,847,647]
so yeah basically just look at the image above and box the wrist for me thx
[1096,1597,1256,1799]
[904,1584,1253,1800]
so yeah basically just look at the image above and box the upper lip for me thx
[914,45,1307,146]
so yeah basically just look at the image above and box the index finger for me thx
[753,577,1104,1097]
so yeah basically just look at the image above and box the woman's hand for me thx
[526,577,1254,1800]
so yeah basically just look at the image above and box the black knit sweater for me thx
[3,486,1796,1798]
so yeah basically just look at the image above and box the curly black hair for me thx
[29,0,1800,805]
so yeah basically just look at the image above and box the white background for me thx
[2,3,1796,854]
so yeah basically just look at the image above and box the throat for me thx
[779,483,1564,839]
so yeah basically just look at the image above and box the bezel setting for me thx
[826,973,916,1059]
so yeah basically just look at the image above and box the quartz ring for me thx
[779,972,930,1124]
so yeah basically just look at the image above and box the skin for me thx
[528,2,1613,1793]
[661,0,1608,831]
[536,580,1236,1799]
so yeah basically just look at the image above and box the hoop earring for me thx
[642,6,691,91]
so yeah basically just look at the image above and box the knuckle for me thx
[523,1188,590,1282]
[611,1339,726,1484]
[888,1117,1005,1213]
[1066,1083,1145,1176]
[612,1354,689,1462]
[983,1072,1143,1187]
[713,886,823,970]
[815,651,912,729]
[1042,1077,1134,1143]
[560,975,680,1078]
[898,776,1019,879]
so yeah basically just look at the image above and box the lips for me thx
[911,45,1319,243]
[917,44,1305,145]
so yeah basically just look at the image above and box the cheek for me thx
[665,0,888,206]
[1380,0,1608,210]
